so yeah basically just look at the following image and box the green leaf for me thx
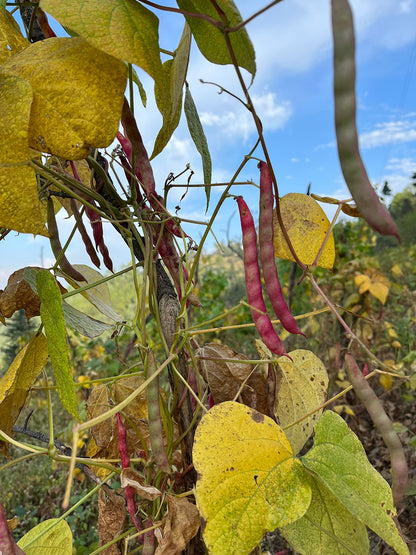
[281,476,369,554]
[151,23,191,159]
[36,270,79,420]
[0,74,48,236]
[1,37,127,160]
[17,518,72,554]
[176,0,256,78]
[193,401,311,554]
[302,411,409,555]
[184,83,212,210]
[40,0,164,90]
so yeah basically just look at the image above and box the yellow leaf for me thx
[0,74,48,236]
[354,274,371,294]
[274,350,329,454]
[193,401,311,554]
[355,271,390,304]
[40,0,164,89]
[380,374,393,391]
[0,333,49,455]
[0,10,30,64]
[1,37,127,159]
[387,327,398,339]
[273,193,335,269]
[17,518,72,554]
[391,264,403,277]
[391,340,402,349]
[369,275,389,304]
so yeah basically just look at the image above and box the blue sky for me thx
[1,0,416,287]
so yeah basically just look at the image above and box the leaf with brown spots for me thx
[193,401,311,554]
[274,349,329,454]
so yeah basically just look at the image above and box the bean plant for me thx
[0,1,411,554]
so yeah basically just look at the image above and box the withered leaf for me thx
[112,375,148,420]
[120,468,162,501]
[155,495,200,555]
[98,487,127,555]
[0,267,42,321]
[341,203,361,218]
[87,384,115,449]
[196,343,254,404]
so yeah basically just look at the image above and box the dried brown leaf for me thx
[98,488,127,555]
[0,267,67,322]
[196,343,254,404]
[0,267,41,321]
[120,468,162,501]
[112,375,148,420]
[155,495,200,555]
[87,384,116,449]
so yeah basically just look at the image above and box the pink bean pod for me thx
[331,0,399,239]
[237,196,286,356]
[258,161,305,336]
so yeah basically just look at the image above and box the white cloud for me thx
[360,119,416,148]
[200,91,292,141]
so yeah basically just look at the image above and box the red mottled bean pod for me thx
[331,0,399,239]
[237,196,286,356]
[258,161,304,336]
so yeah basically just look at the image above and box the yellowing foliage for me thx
[273,193,335,269]
[1,37,127,159]
[354,270,390,304]
[17,518,72,554]
[0,333,49,455]
[193,401,311,554]
[274,350,329,454]
[0,10,30,64]
[0,74,48,236]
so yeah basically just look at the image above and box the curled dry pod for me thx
[47,198,86,282]
[237,196,286,356]
[331,0,399,239]
[258,161,305,336]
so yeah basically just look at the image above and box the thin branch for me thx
[226,0,285,33]
[139,0,221,27]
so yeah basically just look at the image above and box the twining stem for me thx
[221,32,306,270]
[345,354,408,506]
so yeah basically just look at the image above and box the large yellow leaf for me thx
[273,193,335,269]
[274,350,329,454]
[0,10,30,65]
[0,74,48,236]
[1,37,127,159]
[17,518,72,554]
[0,333,49,455]
[193,401,311,554]
[40,0,163,87]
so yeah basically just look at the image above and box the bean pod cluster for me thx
[237,162,304,356]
